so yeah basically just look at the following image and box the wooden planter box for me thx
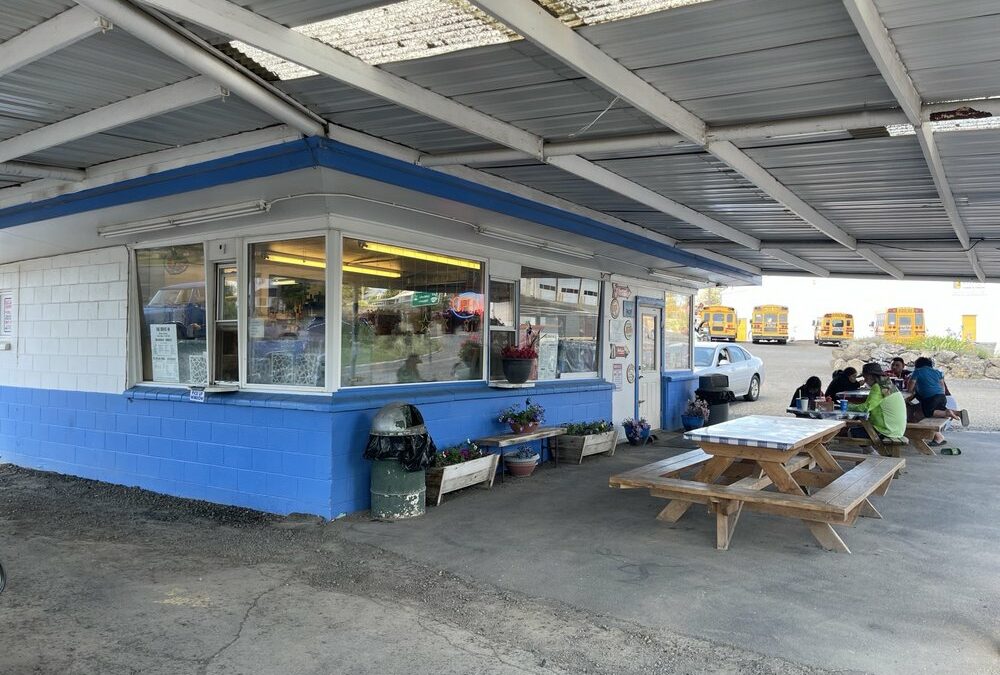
[554,430,618,464]
[425,453,499,506]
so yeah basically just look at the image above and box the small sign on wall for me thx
[0,292,14,338]
[151,323,180,383]
[612,363,623,391]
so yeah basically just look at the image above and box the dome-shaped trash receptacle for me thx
[364,402,437,520]
[696,374,735,426]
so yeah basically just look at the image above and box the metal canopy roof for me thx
[2,0,1000,283]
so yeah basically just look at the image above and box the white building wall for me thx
[0,247,128,393]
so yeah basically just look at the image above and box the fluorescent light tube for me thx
[361,241,481,269]
[265,253,326,269]
[342,264,401,278]
[98,201,269,237]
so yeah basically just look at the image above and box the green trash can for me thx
[364,402,437,520]
[370,459,425,520]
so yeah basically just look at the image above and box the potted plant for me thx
[498,398,545,434]
[622,417,651,446]
[425,440,499,506]
[681,398,710,431]
[555,420,618,464]
[503,445,539,477]
[458,335,482,373]
[499,328,541,384]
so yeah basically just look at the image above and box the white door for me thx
[637,307,661,429]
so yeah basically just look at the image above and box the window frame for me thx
[487,277,519,383]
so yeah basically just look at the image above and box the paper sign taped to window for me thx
[151,323,180,383]
[612,363,623,391]
[0,293,13,337]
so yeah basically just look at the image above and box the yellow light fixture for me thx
[361,241,481,270]
[342,264,401,279]
[264,253,326,269]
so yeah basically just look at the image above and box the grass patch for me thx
[898,335,991,358]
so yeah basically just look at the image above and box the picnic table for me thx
[610,415,904,553]
[475,426,567,481]
[785,407,869,421]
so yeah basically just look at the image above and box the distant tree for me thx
[697,287,723,306]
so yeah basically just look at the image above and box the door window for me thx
[717,348,730,365]
[728,347,745,362]
[640,313,657,371]
[214,264,239,383]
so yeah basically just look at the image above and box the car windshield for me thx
[147,288,189,306]
[694,347,715,367]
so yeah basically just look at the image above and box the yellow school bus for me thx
[814,313,853,346]
[698,305,737,342]
[875,307,925,340]
[751,304,789,344]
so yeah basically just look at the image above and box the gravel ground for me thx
[0,464,847,675]
[727,340,1000,431]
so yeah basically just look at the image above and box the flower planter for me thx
[425,453,499,506]
[503,453,539,477]
[501,357,534,384]
[508,421,539,435]
[681,414,706,431]
[554,430,618,464]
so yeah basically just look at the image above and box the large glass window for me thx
[247,237,327,387]
[341,238,484,386]
[665,292,691,369]
[136,245,207,384]
[519,268,599,379]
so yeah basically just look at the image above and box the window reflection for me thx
[137,245,207,384]
[341,239,483,386]
[665,292,691,369]
[519,268,599,379]
[247,237,326,387]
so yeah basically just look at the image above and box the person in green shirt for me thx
[848,362,907,441]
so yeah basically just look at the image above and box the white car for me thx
[693,341,765,401]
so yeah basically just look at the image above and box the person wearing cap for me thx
[847,362,907,442]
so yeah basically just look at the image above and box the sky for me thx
[719,277,999,342]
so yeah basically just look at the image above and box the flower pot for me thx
[623,425,651,446]
[508,421,539,435]
[503,453,539,477]
[501,357,534,384]
[681,414,705,431]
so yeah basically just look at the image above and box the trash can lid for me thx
[698,373,729,389]
[364,402,437,471]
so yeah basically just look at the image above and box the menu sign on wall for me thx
[151,323,180,383]
[0,292,13,337]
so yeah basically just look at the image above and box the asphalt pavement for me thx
[727,340,1000,431]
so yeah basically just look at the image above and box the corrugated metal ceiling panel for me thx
[234,0,393,27]
[0,0,74,42]
[18,134,170,168]
[876,0,999,29]
[744,137,957,240]
[108,97,278,149]
[936,130,1000,239]
[0,30,196,130]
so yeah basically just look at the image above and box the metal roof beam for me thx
[843,0,982,281]
[75,0,324,137]
[0,162,86,182]
[673,247,761,276]
[759,248,831,277]
[134,0,773,253]
[855,247,904,279]
[0,5,105,78]
[470,0,857,252]
[0,76,224,165]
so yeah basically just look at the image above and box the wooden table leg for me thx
[758,460,851,553]
[656,455,734,523]
[714,499,743,550]
[860,420,887,456]
[910,433,936,456]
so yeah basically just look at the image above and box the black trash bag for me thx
[363,402,437,472]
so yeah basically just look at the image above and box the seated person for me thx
[848,362,907,443]
[889,357,911,386]
[825,367,858,399]
[909,356,968,429]
[790,376,824,408]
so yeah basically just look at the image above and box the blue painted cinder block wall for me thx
[0,381,612,518]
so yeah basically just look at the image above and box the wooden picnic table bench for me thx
[832,418,945,457]
[610,416,905,553]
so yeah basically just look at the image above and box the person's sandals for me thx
[940,447,962,455]
[929,440,947,447]
[960,409,970,427]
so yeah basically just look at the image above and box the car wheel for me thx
[744,374,760,402]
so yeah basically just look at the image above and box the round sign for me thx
[626,364,636,384]
[623,319,633,341]
[610,297,620,319]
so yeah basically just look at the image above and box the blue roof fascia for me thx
[0,135,754,282]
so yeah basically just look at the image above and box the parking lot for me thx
[726,341,1000,432]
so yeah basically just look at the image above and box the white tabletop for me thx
[684,415,844,451]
